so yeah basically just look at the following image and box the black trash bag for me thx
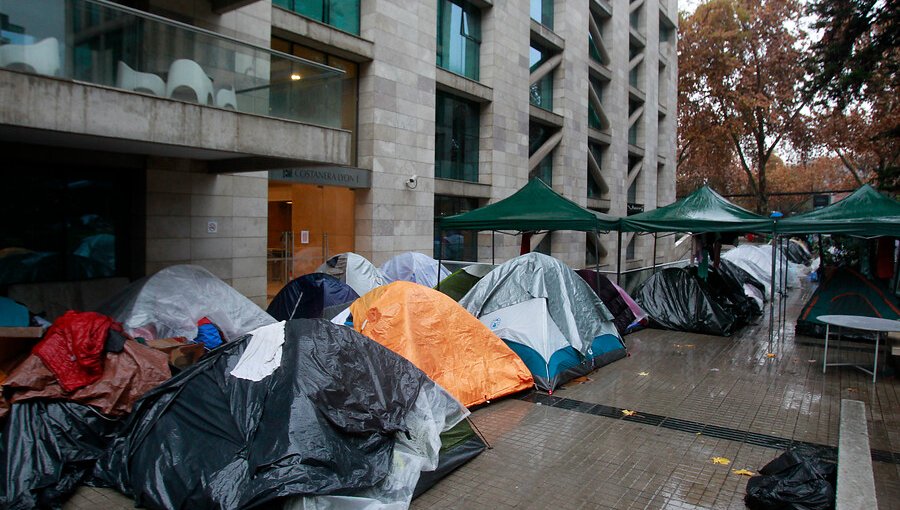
[745,449,837,510]
[94,319,431,510]
[636,268,738,336]
[0,401,126,510]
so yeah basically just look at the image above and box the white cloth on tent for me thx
[330,307,352,326]
[478,298,569,363]
[317,253,388,297]
[230,322,285,381]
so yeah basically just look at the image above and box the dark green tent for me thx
[439,178,620,232]
[796,267,900,337]
[620,185,773,233]
[435,265,492,302]
[776,185,900,237]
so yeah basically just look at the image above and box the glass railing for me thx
[0,0,345,127]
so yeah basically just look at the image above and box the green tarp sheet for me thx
[439,179,619,232]
[776,185,900,237]
[620,186,773,233]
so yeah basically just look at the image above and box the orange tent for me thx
[349,281,533,407]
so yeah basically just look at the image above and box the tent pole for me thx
[653,233,658,274]
[595,230,601,289]
[817,234,824,279]
[781,237,788,339]
[769,230,777,352]
[492,230,495,265]
[616,230,623,285]
[437,226,443,291]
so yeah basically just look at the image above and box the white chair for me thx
[215,87,237,109]
[0,37,61,76]
[165,58,213,105]
[116,61,166,96]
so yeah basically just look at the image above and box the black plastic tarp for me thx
[0,401,126,509]
[266,273,359,321]
[95,319,434,510]
[636,267,745,336]
[703,261,765,317]
[576,269,637,335]
[745,449,836,510]
[412,419,486,498]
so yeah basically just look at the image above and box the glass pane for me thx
[530,73,552,110]
[437,0,480,80]
[329,0,361,35]
[589,103,601,130]
[530,155,552,185]
[434,195,478,261]
[294,1,325,23]
[529,0,553,29]
[435,92,479,182]
[0,0,346,126]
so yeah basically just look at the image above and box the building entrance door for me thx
[267,181,355,303]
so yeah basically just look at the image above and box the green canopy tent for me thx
[619,185,780,343]
[440,178,620,232]
[619,185,773,234]
[775,184,900,237]
[437,178,620,283]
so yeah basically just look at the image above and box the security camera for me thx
[405,175,418,189]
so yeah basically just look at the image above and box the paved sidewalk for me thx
[65,285,900,509]
[413,286,900,509]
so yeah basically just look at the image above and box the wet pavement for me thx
[65,283,900,509]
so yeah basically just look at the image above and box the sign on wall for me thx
[270,167,372,189]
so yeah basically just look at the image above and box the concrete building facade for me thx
[0,0,677,306]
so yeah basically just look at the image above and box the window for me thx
[529,44,553,111]
[435,91,480,182]
[272,37,359,165]
[434,195,479,261]
[437,0,481,80]
[273,0,361,35]
[588,142,605,198]
[530,0,553,29]
[529,122,554,185]
[0,161,143,285]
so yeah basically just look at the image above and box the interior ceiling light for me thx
[290,73,301,81]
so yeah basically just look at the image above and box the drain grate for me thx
[517,392,899,465]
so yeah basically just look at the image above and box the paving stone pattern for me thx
[66,285,900,509]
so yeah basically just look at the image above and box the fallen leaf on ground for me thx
[562,375,592,387]
[766,353,776,358]
[711,457,731,465]
[638,371,650,376]
[710,368,720,372]
[732,469,755,476]
[674,343,695,349]
[621,409,636,417]
[807,359,817,363]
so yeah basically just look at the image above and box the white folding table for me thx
[818,314,900,383]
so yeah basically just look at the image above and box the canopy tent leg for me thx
[817,234,824,280]
[653,233,658,273]
[769,233,778,352]
[437,228,443,292]
[492,231,495,265]
[520,232,533,255]
[595,230,601,286]
[616,230,623,285]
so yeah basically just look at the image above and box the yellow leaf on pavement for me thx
[732,469,755,476]
[766,353,776,358]
[622,409,636,416]
[638,371,650,376]
[711,457,731,465]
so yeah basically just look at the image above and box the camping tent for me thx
[576,269,640,335]
[317,252,388,297]
[381,252,451,288]
[436,264,494,302]
[716,259,766,314]
[636,267,755,336]
[266,273,359,321]
[776,184,900,237]
[459,253,625,391]
[722,244,789,296]
[796,267,900,337]
[348,281,533,408]
[95,320,467,510]
[98,264,275,341]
